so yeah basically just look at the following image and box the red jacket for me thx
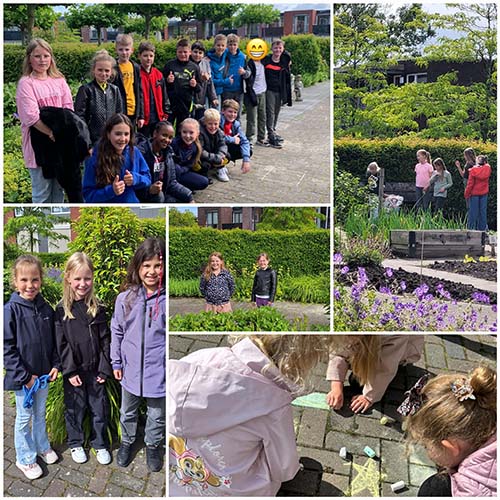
[140,66,169,126]
[464,163,491,199]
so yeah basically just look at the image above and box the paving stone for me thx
[296,446,350,475]
[425,342,447,369]
[329,408,358,434]
[325,430,380,457]
[440,335,466,359]
[280,461,322,496]
[65,484,94,497]
[59,468,90,488]
[191,339,224,353]
[6,480,43,497]
[380,441,409,484]
[350,455,383,497]
[408,444,436,467]
[382,481,420,497]
[102,482,125,497]
[87,467,112,494]
[168,336,194,354]
[354,414,403,441]
[409,463,437,487]
[446,358,479,374]
[144,475,166,497]
[110,470,146,493]
[297,408,328,448]
[131,459,150,478]
[318,472,350,496]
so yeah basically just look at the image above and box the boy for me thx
[113,34,144,129]
[137,41,170,137]
[206,34,231,108]
[199,108,229,182]
[190,41,218,120]
[162,39,201,132]
[220,99,251,174]
[245,54,268,147]
[262,39,292,148]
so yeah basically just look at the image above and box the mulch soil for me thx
[428,260,497,282]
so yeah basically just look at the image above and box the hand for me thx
[233,133,241,145]
[113,175,125,195]
[137,119,145,129]
[455,160,461,168]
[189,77,196,87]
[123,170,134,186]
[241,161,251,173]
[48,368,59,382]
[326,380,344,409]
[439,188,445,193]
[201,71,210,81]
[113,369,122,381]
[212,99,219,108]
[47,130,55,142]
[237,66,245,75]
[96,376,106,384]
[150,181,162,194]
[228,75,234,85]
[25,375,38,389]
[69,374,82,387]
[167,71,175,83]
[350,394,372,414]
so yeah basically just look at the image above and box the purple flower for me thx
[334,288,341,300]
[340,266,350,275]
[471,292,490,304]
[385,267,393,278]
[333,253,343,265]
[492,305,497,313]
[414,284,429,300]
[400,280,407,291]
[379,286,391,294]
[357,267,368,287]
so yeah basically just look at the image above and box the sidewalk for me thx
[169,334,496,497]
[193,80,331,204]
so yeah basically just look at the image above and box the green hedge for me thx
[170,227,330,280]
[335,137,497,229]
[141,217,166,238]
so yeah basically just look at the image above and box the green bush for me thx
[340,236,388,267]
[141,216,166,238]
[283,34,322,78]
[37,252,68,267]
[169,278,201,298]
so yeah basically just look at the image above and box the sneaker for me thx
[16,461,43,480]
[71,447,87,464]
[216,167,230,182]
[274,134,284,142]
[39,448,58,464]
[95,448,111,465]
[256,139,270,147]
[116,442,133,468]
[268,137,283,149]
[146,445,163,472]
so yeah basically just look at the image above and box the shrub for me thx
[141,216,166,238]
[283,34,322,78]
[169,278,201,298]
[282,274,330,303]
[37,252,68,267]
[340,236,389,267]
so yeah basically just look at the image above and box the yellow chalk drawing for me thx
[344,457,387,497]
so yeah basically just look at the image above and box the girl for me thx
[326,335,424,414]
[405,365,496,496]
[200,252,235,313]
[111,238,166,473]
[365,161,383,219]
[136,121,194,203]
[465,155,491,231]
[54,253,112,465]
[82,113,151,203]
[75,49,123,146]
[251,253,277,307]
[455,147,476,188]
[171,118,209,191]
[426,157,453,213]
[169,334,348,496]
[4,255,59,480]
[414,149,433,210]
[16,38,73,203]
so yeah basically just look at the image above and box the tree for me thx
[169,208,198,227]
[4,208,69,253]
[4,4,58,45]
[191,4,242,38]
[257,208,325,231]
[235,4,280,33]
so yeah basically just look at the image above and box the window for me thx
[206,211,218,227]
[232,208,242,224]
[293,15,309,34]
[51,207,70,215]
[407,73,427,84]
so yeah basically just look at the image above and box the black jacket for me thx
[244,59,258,107]
[252,268,277,302]
[163,58,201,116]
[55,301,112,379]
[263,51,293,107]
[30,106,92,202]
[112,59,144,120]
[4,292,59,391]
[199,118,228,165]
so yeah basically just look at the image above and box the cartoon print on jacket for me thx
[169,435,232,493]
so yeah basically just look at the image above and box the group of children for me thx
[169,334,496,497]
[17,34,292,204]
[4,238,166,479]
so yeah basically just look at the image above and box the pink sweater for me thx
[415,162,434,188]
[16,76,73,168]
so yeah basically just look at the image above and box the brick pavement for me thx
[168,334,496,497]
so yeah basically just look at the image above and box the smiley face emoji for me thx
[246,38,268,61]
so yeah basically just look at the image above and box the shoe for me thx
[39,448,58,464]
[256,139,270,147]
[16,461,43,480]
[274,134,284,142]
[95,448,111,465]
[216,167,230,182]
[146,445,163,472]
[71,447,87,464]
[268,137,283,149]
[116,443,133,468]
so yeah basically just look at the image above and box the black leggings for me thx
[418,472,452,496]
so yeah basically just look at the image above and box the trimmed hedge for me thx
[335,137,497,229]
[170,227,330,280]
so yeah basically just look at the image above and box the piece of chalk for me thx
[380,416,389,425]
[363,445,377,458]
[339,446,347,459]
[391,480,405,492]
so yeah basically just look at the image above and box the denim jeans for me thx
[29,167,64,204]
[468,194,488,230]
[14,386,51,465]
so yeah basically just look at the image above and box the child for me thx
[137,41,170,138]
[112,34,144,129]
[55,253,112,465]
[455,147,476,188]
[4,255,60,480]
[75,49,124,146]
[199,108,229,182]
[199,252,235,313]
[405,366,496,496]
[425,157,453,213]
[83,113,151,203]
[251,253,277,307]
[207,34,230,108]
[245,52,268,146]
[365,161,383,219]
[326,335,424,413]
[465,154,491,231]
[414,149,434,210]
[220,99,252,174]
[171,118,209,191]
[190,41,218,120]
[111,238,166,473]
[136,121,194,203]
[170,335,347,496]
[163,39,201,131]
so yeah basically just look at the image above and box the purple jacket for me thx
[169,338,301,496]
[451,436,496,496]
[110,286,165,398]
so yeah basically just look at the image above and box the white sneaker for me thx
[16,461,43,480]
[216,167,230,182]
[71,447,87,464]
[39,448,58,464]
[95,448,111,465]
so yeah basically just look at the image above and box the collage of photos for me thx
[2,2,497,500]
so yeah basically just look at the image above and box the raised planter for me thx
[390,229,486,258]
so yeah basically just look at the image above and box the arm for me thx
[199,275,207,298]
[74,85,89,121]
[444,171,453,190]
[110,294,125,376]
[134,63,144,120]
[251,272,258,302]
[130,149,152,190]
[269,270,277,302]
[226,271,235,298]
[82,153,117,202]
[464,172,474,199]
[96,307,113,379]
[54,307,78,377]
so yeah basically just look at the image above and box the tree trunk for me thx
[26,4,36,45]
[145,14,151,39]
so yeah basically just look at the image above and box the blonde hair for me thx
[417,149,431,163]
[463,147,476,165]
[204,108,221,123]
[91,49,116,78]
[115,33,134,47]
[62,252,99,320]
[214,34,227,44]
[22,38,64,78]
[222,99,240,112]
[406,365,496,453]
[203,252,226,281]
[11,255,43,289]
[256,252,270,263]
[227,34,240,44]
[179,118,202,166]
[367,161,380,174]
[349,335,382,386]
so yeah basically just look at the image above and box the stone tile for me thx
[318,472,350,496]
[279,466,322,495]
[349,455,382,497]
[354,414,404,441]
[380,441,409,484]
[102,482,125,496]
[65,484,94,497]
[296,446,350,476]
[59,468,90,488]
[446,358,479,374]
[297,408,328,448]
[409,463,436,487]
[382,481,420,497]
[109,470,145,493]
[408,444,436,467]
[168,336,193,355]
[424,343,447,369]
[329,408,358,434]
[87,466,112,494]
[144,474,166,497]
[440,335,466,359]
[6,480,43,497]
[325,430,380,457]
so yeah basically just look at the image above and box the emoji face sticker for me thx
[246,38,268,61]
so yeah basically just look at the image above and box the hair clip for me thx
[397,374,430,417]
[451,377,476,402]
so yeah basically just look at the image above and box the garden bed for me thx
[428,260,497,282]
